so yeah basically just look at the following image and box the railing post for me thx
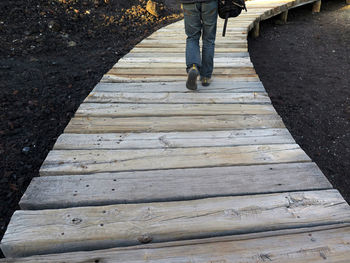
[280,10,289,23]
[252,22,260,38]
[312,0,322,13]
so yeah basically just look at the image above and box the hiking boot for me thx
[186,64,199,91]
[201,77,211,87]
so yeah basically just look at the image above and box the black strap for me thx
[222,12,229,37]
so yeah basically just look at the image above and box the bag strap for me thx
[222,13,230,37]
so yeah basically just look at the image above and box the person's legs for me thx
[183,3,202,72]
[201,0,218,79]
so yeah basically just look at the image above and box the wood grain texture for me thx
[2,225,350,262]
[101,74,260,83]
[117,57,253,65]
[123,52,250,58]
[64,114,284,133]
[39,144,310,176]
[75,103,277,117]
[130,47,248,53]
[21,163,331,210]
[54,129,294,150]
[107,67,256,76]
[114,62,254,68]
[136,42,248,49]
[2,190,349,257]
[92,81,266,93]
[83,93,271,104]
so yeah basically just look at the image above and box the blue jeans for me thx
[183,1,218,78]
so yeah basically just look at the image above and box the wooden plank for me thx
[101,74,260,83]
[130,47,248,53]
[140,39,247,44]
[118,57,252,64]
[115,62,254,68]
[84,92,270,104]
[3,225,350,262]
[157,27,248,33]
[93,81,266,93]
[75,103,277,117]
[20,162,331,210]
[75,103,276,116]
[64,114,284,133]
[54,129,294,150]
[39,144,309,175]
[148,32,247,39]
[145,34,248,40]
[136,42,248,49]
[107,67,256,76]
[123,52,250,58]
[2,190,350,257]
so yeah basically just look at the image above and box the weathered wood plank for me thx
[54,129,294,150]
[123,52,250,58]
[84,93,270,104]
[40,144,309,175]
[114,62,254,68]
[75,103,277,117]
[136,42,248,49]
[107,67,256,76]
[157,27,248,33]
[130,47,248,53]
[64,114,284,133]
[2,190,350,257]
[147,32,247,39]
[145,34,248,40]
[93,81,265,93]
[3,225,350,262]
[118,57,252,64]
[20,162,331,210]
[101,75,260,83]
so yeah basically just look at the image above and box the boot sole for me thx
[186,69,199,90]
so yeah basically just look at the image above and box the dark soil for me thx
[248,0,350,202]
[0,0,181,254]
[0,0,349,258]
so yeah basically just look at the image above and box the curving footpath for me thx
[2,0,350,261]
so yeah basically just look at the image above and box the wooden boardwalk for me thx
[2,0,350,261]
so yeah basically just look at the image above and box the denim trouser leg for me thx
[183,1,218,78]
[201,2,218,78]
[183,4,202,73]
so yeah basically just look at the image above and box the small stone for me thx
[68,41,77,47]
[48,20,61,32]
[22,147,30,154]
